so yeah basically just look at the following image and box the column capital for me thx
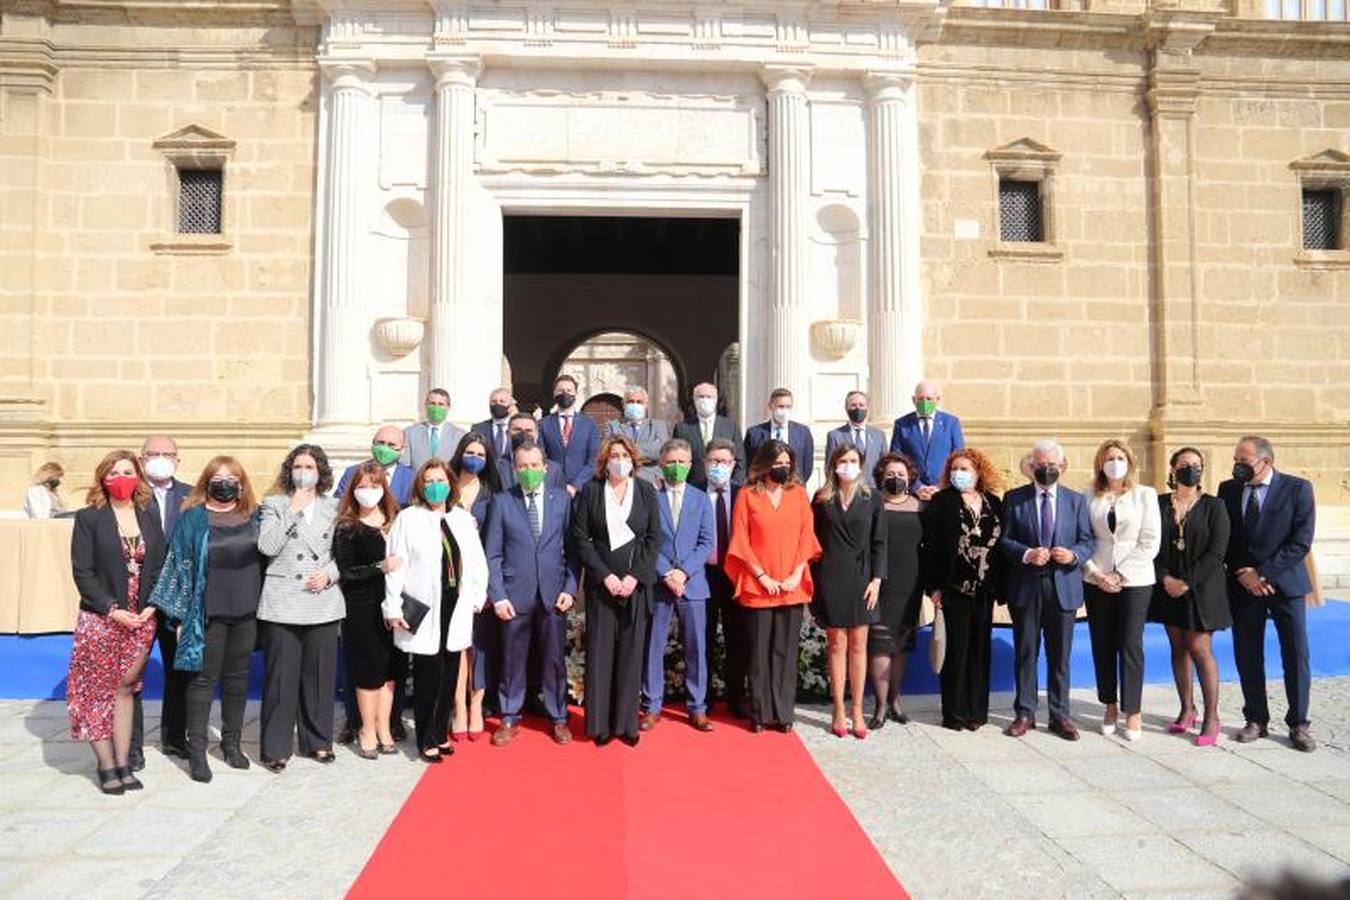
[863,69,917,104]
[317,57,376,92]
[428,54,483,90]
[759,64,812,95]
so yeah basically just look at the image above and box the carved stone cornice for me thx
[427,53,482,90]
[1146,66,1202,117]
[317,56,375,91]
[1143,8,1221,60]
[0,38,58,94]
[759,63,812,95]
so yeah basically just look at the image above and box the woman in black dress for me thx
[571,434,662,746]
[923,448,1003,731]
[448,432,501,741]
[1149,447,1231,746]
[812,445,887,739]
[866,453,925,730]
[333,461,407,759]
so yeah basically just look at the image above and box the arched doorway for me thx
[555,331,682,430]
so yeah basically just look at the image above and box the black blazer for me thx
[1154,493,1231,629]
[570,478,662,597]
[673,415,746,488]
[921,488,1004,599]
[71,504,167,616]
[147,477,193,540]
[810,491,888,610]
[1217,472,1315,598]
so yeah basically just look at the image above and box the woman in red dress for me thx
[67,450,167,794]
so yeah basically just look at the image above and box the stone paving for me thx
[1,678,1347,899]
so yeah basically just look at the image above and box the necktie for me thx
[1244,485,1262,534]
[527,492,542,540]
[715,489,729,565]
[701,419,712,444]
[495,423,507,458]
[429,425,440,458]
[854,428,865,450]
[630,423,639,440]
[670,489,682,527]
[1039,490,1054,549]
[921,417,932,444]
[562,415,573,447]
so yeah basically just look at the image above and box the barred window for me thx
[998,179,1044,243]
[1302,189,1341,251]
[176,168,223,234]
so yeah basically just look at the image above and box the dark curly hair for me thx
[274,443,334,495]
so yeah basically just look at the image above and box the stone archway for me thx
[556,330,682,429]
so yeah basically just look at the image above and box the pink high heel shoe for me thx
[1167,711,1198,734]
[1195,720,1222,747]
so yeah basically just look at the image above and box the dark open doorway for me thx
[502,215,740,424]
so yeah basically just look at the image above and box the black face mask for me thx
[1175,465,1203,488]
[489,403,511,420]
[847,408,868,424]
[45,479,61,490]
[207,479,241,502]
[554,393,576,410]
[509,431,531,451]
[1033,464,1060,487]
[882,475,908,496]
[768,465,791,485]
[1231,462,1255,483]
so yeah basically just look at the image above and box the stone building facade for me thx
[1,1,1347,571]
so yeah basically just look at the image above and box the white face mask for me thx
[694,397,717,418]
[292,469,319,490]
[835,462,861,483]
[143,457,176,481]
[607,457,633,479]
[354,486,385,509]
[770,407,791,426]
[1103,459,1129,481]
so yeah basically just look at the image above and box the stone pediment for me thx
[153,125,236,168]
[1291,149,1350,173]
[985,137,1062,164]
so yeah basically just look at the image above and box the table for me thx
[0,518,79,633]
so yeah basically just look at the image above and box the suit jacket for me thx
[999,483,1095,611]
[824,424,888,488]
[484,482,579,613]
[472,418,514,463]
[404,421,467,470]
[922,488,1003,599]
[382,505,488,655]
[1084,486,1161,588]
[147,477,193,540]
[1154,493,1231,630]
[71,504,167,616]
[889,410,965,489]
[743,420,814,483]
[337,460,415,508]
[1218,471,1315,598]
[496,457,566,492]
[256,494,344,625]
[654,484,716,602]
[606,417,670,484]
[570,477,663,605]
[539,412,602,491]
[672,415,746,488]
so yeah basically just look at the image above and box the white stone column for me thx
[864,69,923,424]
[759,65,812,414]
[427,54,483,418]
[315,59,376,431]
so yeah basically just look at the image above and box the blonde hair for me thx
[32,462,64,486]
[1092,439,1137,495]
[816,443,871,505]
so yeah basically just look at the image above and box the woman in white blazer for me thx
[1083,440,1161,741]
[382,460,487,762]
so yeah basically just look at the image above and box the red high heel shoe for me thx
[851,726,868,740]
[1195,720,1222,747]
[830,724,848,738]
[450,731,468,743]
[1167,711,1198,734]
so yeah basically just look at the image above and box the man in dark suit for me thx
[131,434,194,766]
[641,439,717,732]
[335,425,416,506]
[485,439,578,747]
[496,413,566,491]
[702,438,748,718]
[472,386,517,466]
[999,439,1095,740]
[889,379,965,500]
[538,373,601,496]
[1219,435,1317,752]
[606,385,669,484]
[743,387,814,483]
[672,382,745,488]
[824,391,887,488]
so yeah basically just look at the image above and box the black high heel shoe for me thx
[867,709,887,731]
[113,765,143,791]
[97,768,125,795]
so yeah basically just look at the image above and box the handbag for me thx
[400,591,431,634]
[928,606,947,674]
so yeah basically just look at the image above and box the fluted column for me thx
[427,54,483,411]
[865,70,923,424]
[760,65,812,413]
[315,59,376,429]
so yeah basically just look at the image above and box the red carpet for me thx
[349,710,907,899]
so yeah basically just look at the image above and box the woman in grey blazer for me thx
[257,445,345,770]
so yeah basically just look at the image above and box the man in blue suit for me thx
[641,439,718,733]
[496,413,566,492]
[538,373,601,496]
[824,391,887,488]
[1219,435,1317,752]
[485,439,578,747]
[702,439,748,718]
[743,387,814,483]
[889,380,965,500]
[335,425,415,507]
[999,439,1095,740]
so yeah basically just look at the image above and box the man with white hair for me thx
[999,439,1095,740]
[606,384,669,485]
[672,382,745,489]
[889,380,965,500]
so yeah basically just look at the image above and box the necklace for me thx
[1172,492,1198,552]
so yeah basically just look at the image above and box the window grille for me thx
[1302,189,1340,251]
[176,168,223,234]
[998,179,1044,243]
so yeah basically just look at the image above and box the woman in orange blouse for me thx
[724,439,822,733]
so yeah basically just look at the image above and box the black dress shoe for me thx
[161,741,189,760]
[188,753,213,783]
[336,727,356,746]
[1290,725,1316,753]
[867,710,886,730]
[750,722,765,734]
[770,722,793,733]
[888,708,911,725]
[390,721,408,742]
[618,733,640,747]
[221,740,250,770]
[594,733,613,747]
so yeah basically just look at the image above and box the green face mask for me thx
[516,467,546,492]
[372,444,401,466]
[661,462,691,485]
[915,399,938,417]
[422,481,451,504]
[425,404,449,425]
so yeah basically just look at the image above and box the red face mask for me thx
[104,475,140,502]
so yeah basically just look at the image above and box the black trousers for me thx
[185,615,256,754]
[1084,584,1151,714]
[705,565,748,708]
[585,591,649,740]
[258,620,339,761]
[132,616,189,755]
[411,590,461,752]
[746,604,804,727]
[1010,579,1076,723]
[939,590,992,727]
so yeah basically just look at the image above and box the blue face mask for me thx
[461,455,487,475]
[624,403,646,423]
[950,470,976,492]
[706,463,733,486]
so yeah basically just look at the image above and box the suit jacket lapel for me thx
[1258,473,1282,526]
[658,489,675,532]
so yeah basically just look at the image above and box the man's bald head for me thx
[374,425,405,450]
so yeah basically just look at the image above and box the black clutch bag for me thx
[400,592,431,633]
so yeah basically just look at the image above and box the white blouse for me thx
[604,478,636,550]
